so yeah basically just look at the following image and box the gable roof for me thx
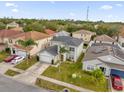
[44,29,56,35]
[52,36,83,46]
[73,29,96,35]
[94,34,116,42]
[40,45,58,56]
[0,30,22,38]
[11,31,50,41]
[55,31,70,37]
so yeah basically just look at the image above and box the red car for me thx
[112,75,123,91]
[4,55,18,63]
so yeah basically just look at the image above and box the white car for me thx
[11,56,25,64]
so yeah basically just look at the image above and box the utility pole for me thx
[86,6,89,21]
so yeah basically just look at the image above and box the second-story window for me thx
[70,47,75,52]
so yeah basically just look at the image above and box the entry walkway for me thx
[39,75,93,92]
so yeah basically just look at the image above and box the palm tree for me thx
[17,39,37,62]
[58,46,69,72]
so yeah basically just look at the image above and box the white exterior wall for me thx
[83,59,111,76]
[39,51,59,64]
[75,42,83,61]
[51,41,83,62]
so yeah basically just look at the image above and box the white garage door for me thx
[39,55,52,63]
[16,50,27,57]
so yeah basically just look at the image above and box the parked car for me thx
[111,74,123,91]
[4,55,18,63]
[11,56,25,64]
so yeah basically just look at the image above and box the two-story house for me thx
[38,36,83,64]
[10,31,52,57]
[72,29,96,44]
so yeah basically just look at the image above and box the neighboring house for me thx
[0,43,7,52]
[55,30,70,37]
[51,36,83,62]
[72,29,96,43]
[10,31,52,56]
[117,30,124,49]
[0,30,22,44]
[6,21,19,29]
[94,34,116,44]
[83,43,124,78]
[44,29,56,36]
[38,45,59,64]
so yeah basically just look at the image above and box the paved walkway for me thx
[14,62,50,84]
[39,75,93,92]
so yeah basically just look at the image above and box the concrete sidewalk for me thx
[39,75,93,92]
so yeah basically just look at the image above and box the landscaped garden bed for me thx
[42,53,108,92]
[35,78,78,92]
[5,69,20,76]
[0,51,10,63]
[15,57,38,70]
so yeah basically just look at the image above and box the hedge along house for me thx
[83,43,124,78]
[10,31,52,57]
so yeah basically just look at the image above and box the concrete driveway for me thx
[0,62,15,74]
[0,74,49,92]
[14,62,50,84]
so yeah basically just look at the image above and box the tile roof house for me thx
[73,29,96,43]
[94,34,116,44]
[10,31,52,57]
[0,29,22,44]
[6,21,19,29]
[44,29,56,36]
[83,43,124,78]
[50,36,84,62]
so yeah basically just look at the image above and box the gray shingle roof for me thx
[40,45,58,56]
[52,36,83,46]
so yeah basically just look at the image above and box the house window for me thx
[122,43,124,47]
[87,65,94,70]
[70,47,75,51]
[9,39,13,43]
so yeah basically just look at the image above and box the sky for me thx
[0,1,124,22]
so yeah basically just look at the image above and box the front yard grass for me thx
[5,69,20,76]
[35,78,78,92]
[0,51,10,63]
[42,53,108,92]
[15,57,38,70]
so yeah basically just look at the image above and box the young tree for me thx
[17,39,37,62]
[58,46,69,72]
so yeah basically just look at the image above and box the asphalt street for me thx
[0,74,49,92]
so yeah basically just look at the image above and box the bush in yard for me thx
[5,48,10,53]
[91,69,105,82]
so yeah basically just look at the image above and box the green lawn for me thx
[5,69,20,76]
[15,57,38,70]
[42,53,108,92]
[0,51,10,63]
[35,78,78,92]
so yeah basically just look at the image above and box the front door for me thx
[100,67,106,74]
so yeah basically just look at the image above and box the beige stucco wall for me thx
[73,33,92,42]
